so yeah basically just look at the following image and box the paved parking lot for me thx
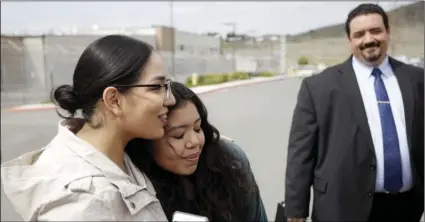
[1,78,303,221]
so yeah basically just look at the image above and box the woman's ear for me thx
[102,86,124,116]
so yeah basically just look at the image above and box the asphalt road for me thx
[1,78,303,221]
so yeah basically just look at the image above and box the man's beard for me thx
[362,50,381,62]
[359,41,382,63]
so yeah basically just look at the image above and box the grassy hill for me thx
[288,1,424,41]
[222,1,424,49]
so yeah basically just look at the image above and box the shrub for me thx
[257,71,276,77]
[201,73,228,85]
[185,77,194,87]
[297,56,309,66]
[228,72,250,81]
[184,71,274,87]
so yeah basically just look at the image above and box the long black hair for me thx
[126,82,257,221]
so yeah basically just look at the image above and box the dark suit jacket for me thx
[285,56,424,222]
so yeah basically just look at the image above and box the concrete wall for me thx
[155,26,222,57]
[174,30,221,56]
[231,46,282,73]
[23,37,47,91]
[1,34,157,107]
[42,35,157,87]
[1,33,268,107]
[1,36,25,92]
[1,36,48,106]
[159,52,233,83]
[155,27,235,82]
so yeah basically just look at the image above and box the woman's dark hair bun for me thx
[51,84,81,117]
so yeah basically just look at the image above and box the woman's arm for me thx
[38,192,116,221]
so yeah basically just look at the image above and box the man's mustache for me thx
[359,41,381,50]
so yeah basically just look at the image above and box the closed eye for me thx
[173,134,184,140]
[172,128,201,140]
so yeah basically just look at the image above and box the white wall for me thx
[174,30,221,56]
[22,37,46,91]
[43,35,157,87]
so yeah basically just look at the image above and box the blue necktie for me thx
[372,68,403,193]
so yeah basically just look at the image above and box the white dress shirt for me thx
[352,55,413,193]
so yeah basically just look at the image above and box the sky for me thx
[0,1,417,36]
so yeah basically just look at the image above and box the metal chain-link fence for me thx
[1,35,285,107]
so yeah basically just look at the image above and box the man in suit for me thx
[285,3,424,222]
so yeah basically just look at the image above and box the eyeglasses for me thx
[115,78,172,99]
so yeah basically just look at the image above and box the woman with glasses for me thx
[1,35,174,221]
[126,82,268,222]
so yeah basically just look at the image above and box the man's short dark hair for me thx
[345,3,389,36]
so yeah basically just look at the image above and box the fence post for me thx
[279,35,287,75]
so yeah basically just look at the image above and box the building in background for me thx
[41,25,222,56]
[155,26,221,56]
[0,26,237,107]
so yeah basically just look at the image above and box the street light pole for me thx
[223,22,237,72]
[247,30,259,73]
[169,0,176,79]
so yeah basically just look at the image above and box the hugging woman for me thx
[126,81,268,222]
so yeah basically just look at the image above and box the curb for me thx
[6,104,57,113]
[195,75,285,95]
[7,76,286,113]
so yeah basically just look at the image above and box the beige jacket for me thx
[1,120,167,221]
